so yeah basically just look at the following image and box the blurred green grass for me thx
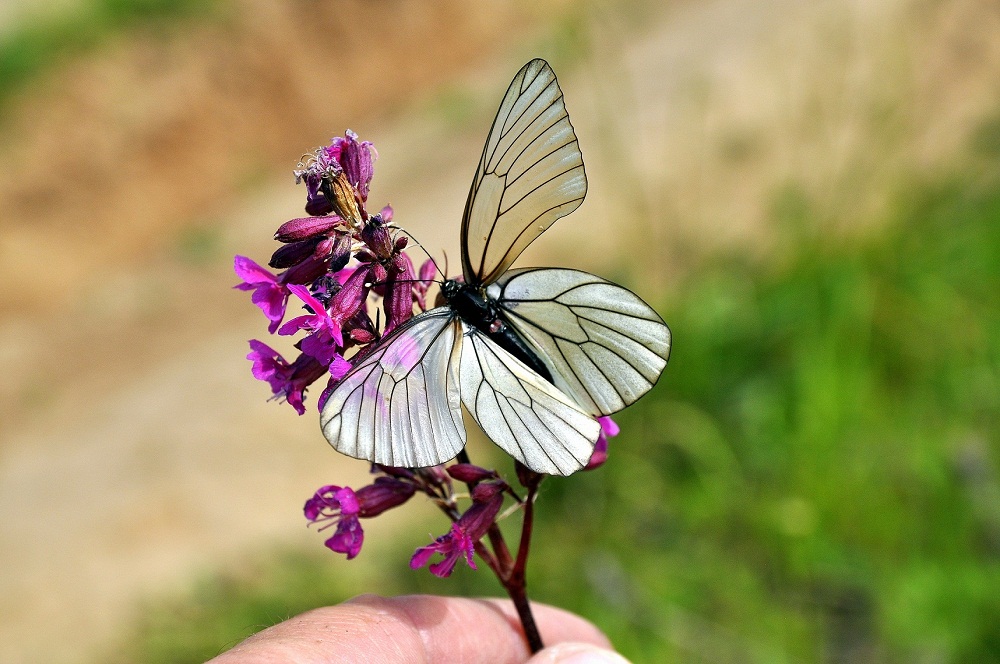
[111,170,1000,663]
[0,0,218,116]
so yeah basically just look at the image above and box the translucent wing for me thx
[320,309,466,468]
[461,59,587,286]
[489,268,671,416]
[460,324,601,476]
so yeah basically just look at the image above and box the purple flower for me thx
[410,493,503,578]
[304,485,364,559]
[246,340,327,414]
[331,130,377,202]
[234,256,289,334]
[294,131,377,219]
[279,285,344,365]
[585,416,620,471]
[305,478,416,560]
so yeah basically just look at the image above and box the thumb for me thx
[527,641,632,663]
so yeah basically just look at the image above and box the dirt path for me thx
[2,0,998,661]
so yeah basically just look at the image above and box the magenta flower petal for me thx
[325,518,364,559]
[410,523,477,578]
[305,485,365,560]
[246,341,326,415]
[409,494,502,578]
[281,284,344,349]
[585,416,620,470]
[234,255,289,333]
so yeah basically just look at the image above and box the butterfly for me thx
[320,59,671,475]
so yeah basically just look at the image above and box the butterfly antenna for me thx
[393,227,446,280]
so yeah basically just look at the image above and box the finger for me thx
[208,594,612,664]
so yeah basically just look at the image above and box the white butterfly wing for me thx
[320,309,467,468]
[461,58,587,286]
[459,325,601,476]
[489,268,671,417]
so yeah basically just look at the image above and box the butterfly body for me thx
[321,59,671,475]
[441,279,554,383]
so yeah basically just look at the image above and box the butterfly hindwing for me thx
[461,59,587,287]
[320,309,466,468]
[459,324,601,476]
[490,268,671,416]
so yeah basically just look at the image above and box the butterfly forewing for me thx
[461,59,587,286]
[490,268,671,416]
[459,324,601,476]
[320,309,466,468]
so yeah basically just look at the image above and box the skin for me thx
[207,595,629,664]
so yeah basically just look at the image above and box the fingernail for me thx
[536,642,632,663]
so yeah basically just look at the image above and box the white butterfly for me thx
[320,59,671,475]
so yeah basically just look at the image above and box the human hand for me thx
[207,594,629,663]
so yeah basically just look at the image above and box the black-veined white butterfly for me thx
[320,59,671,475]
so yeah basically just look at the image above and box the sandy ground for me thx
[2,0,999,661]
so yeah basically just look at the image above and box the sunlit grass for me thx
[109,171,1000,663]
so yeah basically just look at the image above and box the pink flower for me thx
[331,130,377,202]
[234,256,289,334]
[246,340,327,414]
[294,131,377,216]
[584,416,620,471]
[305,478,416,560]
[304,485,364,559]
[279,285,344,365]
[410,493,503,578]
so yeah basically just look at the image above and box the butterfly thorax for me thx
[441,279,553,383]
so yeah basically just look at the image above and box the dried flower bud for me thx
[323,171,364,229]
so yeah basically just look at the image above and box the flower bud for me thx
[305,193,335,216]
[281,255,329,285]
[447,463,497,484]
[471,479,507,502]
[269,238,320,269]
[361,218,394,261]
[275,215,341,242]
[356,477,417,517]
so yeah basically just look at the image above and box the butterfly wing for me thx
[459,324,601,476]
[489,268,671,417]
[320,308,467,468]
[461,58,587,287]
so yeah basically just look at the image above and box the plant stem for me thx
[504,475,543,653]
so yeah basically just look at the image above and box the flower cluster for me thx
[235,131,433,415]
[236,131,618,577]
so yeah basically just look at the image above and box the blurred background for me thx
[1,0,998,661]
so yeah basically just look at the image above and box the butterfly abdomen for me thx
[442,279,553,383]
